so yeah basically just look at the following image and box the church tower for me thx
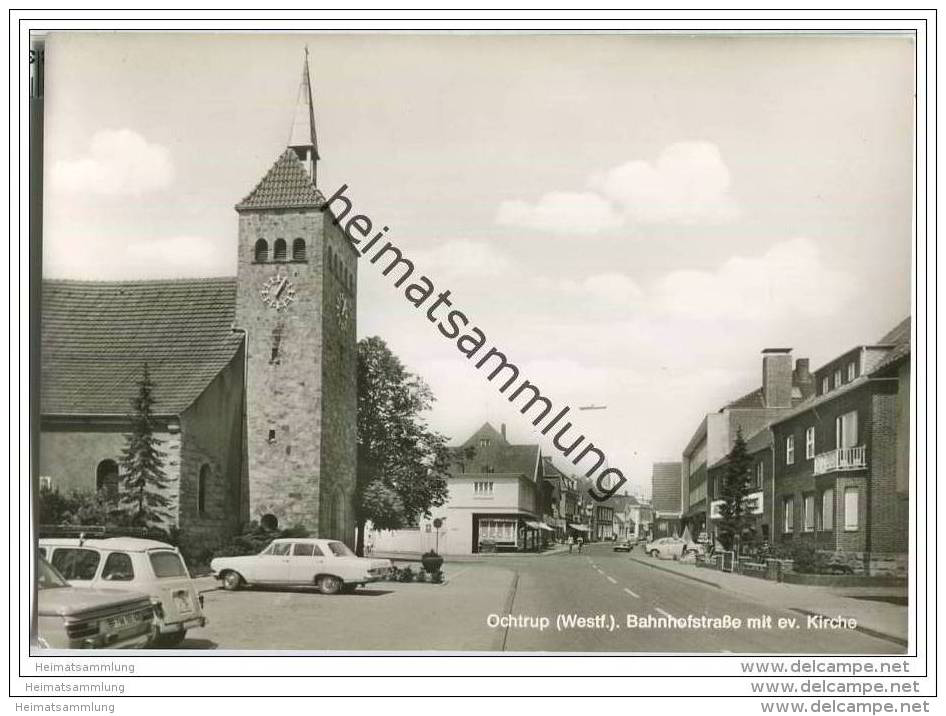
[234,51,358,545]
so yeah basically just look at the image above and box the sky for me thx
[42,32,915,498]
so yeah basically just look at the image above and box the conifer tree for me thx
[119,363,172,528]
[716,427,755,552]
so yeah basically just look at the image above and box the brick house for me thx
[680,349,814,542]
[38,55,358,547]
[768,318,910,575]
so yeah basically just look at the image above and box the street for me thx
[179,544,903,653]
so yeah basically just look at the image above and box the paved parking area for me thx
[176,564,516,650]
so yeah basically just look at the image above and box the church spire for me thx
[288,46,319,185]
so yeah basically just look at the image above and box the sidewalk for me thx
[372,544,570,562]
[629,552,907,646]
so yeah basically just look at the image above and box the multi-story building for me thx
[627,497,655,541]
[681,349,814,541]
[651,462,683,537]
[768,318,910,575]
[370,422,558,554]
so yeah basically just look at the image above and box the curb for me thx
[629,555,722,590]
[789,608,908,648]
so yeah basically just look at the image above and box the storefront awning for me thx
[568,524,590,531]
[524,520,543,529]
[537,522,555,532]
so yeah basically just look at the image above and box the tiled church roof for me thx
[235,149,326,211]
[41,278,243,416]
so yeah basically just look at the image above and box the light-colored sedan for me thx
[210,538,393,595]
[643,537,705,560]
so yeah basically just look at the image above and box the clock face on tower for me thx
[335,292,351,329]
[259,273,296,311]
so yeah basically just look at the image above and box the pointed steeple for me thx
[288,46,319,184]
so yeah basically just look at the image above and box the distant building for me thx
[768,318,910,575]
[651,462,682,537]
[370,423,558,555]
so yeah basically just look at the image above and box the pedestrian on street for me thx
[567,536,574,553]
[577,536,584,554]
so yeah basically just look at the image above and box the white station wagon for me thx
[210,538,393,594]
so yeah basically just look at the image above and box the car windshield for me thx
[149,550,188,578]
[37,557,69,590]
[327,541,354,557]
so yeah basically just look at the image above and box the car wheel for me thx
[649,550,660,558]
[318,575,342,595]
[153,631,187,648]
[222,571,244,591]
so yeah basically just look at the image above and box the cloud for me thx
[534,272,644,306]
[410,239,511,280]
[50,129,174,196]
[653,237,857,320]
[496,191,622,235]
[495,141,739,235]
[593,141,740,225]
[123,236,234,278]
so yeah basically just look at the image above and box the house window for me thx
[481,464,495,474]
[786,436,795,465]
[198,464,210,515]
[836,411,858,449]
[267,429,277,444]
[273,239,287,262]
[834,368,843,387]
[96,459,119,496]
[844,487,859,531]
[803,494,815,532]
[292,238,306,261]
[474,481,494,496]
[822,488,834,530]
[847,362,856,381]
[806,427,815,460]
[254,239,268,262]
[755,461,764,489]
[822,376,830,395]
[782,496,794,533]
[38,475,52,491]
[478,438,491,448]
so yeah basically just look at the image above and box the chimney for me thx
[792,358,815,400]
[501,423,507,441]
[761,348,793,408]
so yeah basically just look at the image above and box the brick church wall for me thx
[317,218,358,545]
[38,417,181,530]
[177,348,246,545]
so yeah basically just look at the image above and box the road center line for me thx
[623,587,640,598]
[606,576,617,584]
[655,607,674,619]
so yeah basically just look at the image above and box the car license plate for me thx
[173,590,193,614]
[107,613,136,631]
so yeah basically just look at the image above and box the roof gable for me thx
[41,278,243,416]
[236,149,326,211]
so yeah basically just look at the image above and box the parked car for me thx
[40,536,206,648]
[643,537,705,560]
[36,555,155,649]
[210,538,393,594]
[612,540,634,552]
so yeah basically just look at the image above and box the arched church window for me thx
[273,239,287,262]
[198,464,210,515]
[254,239,268,263]
[96,459,119,496]
[292,238,306,261]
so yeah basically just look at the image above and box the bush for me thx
[431,569,445,584]
[770,541,852,575]
[415,569,427,583]
[397,566,415,583]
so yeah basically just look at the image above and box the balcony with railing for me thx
[813,446,867,475]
